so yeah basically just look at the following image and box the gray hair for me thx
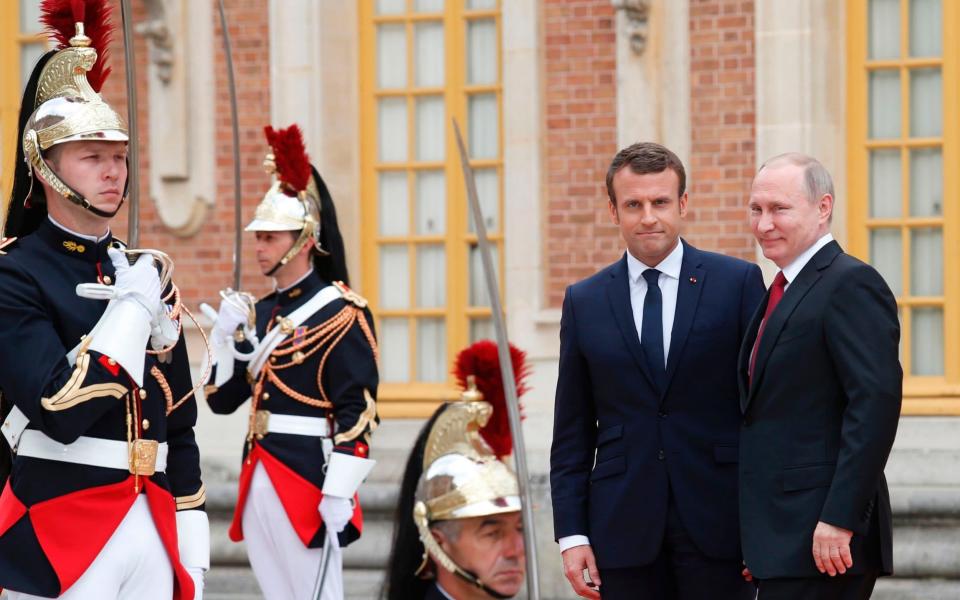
[431,519,463,542]
[759,152,835,205]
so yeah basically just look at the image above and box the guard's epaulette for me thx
[0,237,19,256]
[333,281,368,308]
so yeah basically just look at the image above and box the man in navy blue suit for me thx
[551,142,765,599]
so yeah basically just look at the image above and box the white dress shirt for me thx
[781,232,834,290]
[558,241,684,553]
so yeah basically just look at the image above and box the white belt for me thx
[16,429,168,473]
[254,411,330,437]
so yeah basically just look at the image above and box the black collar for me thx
[35,219,114,264]
[276,270,325,307]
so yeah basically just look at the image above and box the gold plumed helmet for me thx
[412,341,530,595]
[20,0,128,220]
[245,124,328,275]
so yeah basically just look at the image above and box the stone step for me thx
[890,417,960,450]
[885,449,960,487]
[873,577,960,600]
[204,565,385,599]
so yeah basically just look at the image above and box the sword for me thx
[311,527,337,600]
[119,0,140,247]
[216,0,244,290]
[452,119,541,600]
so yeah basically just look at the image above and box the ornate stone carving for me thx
[136,0,174,85]
[612,0,651,55]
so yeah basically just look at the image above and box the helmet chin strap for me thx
[265,226,313,277]
[27,143,127,219]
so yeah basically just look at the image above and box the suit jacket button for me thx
[657,449,665,460]
[658,411,667,418]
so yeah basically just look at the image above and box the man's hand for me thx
[812,521,853,576]
[562,545,601,599]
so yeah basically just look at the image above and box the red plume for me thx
[453,340,531,459]
[264,125,312,196]
[40,0,114,92]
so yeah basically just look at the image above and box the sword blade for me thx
[452,119,541,600]
[216,0,244,290]
[312,528,336,600]
[119,0,140,248]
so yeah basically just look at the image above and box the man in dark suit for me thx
[551,142,765,599]
[739,153,902,599]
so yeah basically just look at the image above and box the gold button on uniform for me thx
[142,419,150,430]
[102,275,112,285]
[107,358,117,366]
[261,392,270,401]
[138,389,148,400]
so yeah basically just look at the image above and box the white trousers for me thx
[8,495,174,600]
[242,463,343,600]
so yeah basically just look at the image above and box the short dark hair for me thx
[605,142,686,205]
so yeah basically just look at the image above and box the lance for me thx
[119,0,140,247]
[216,0,244,290]
[452,120,541,600]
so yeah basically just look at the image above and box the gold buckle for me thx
[129,439,160,476]
[254,410,271,439]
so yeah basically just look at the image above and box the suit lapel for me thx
[745,242,843,408]
[606,254,657,390]
[738,296,765,412]
[663,241,705,400]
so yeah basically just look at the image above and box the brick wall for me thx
[100,0,273,313]
[685,0,756,260]
[542,0,621,308]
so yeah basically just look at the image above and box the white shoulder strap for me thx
[247,285,343,379]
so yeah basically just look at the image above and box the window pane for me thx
[414,21,444,87]
[20,43,46,88]
[467,19,497,85]
[909,148,942,217]
[470,318,494,343]
[416,170,446,234]
[468,0,498,8]
[378,98,408,162]
[469,244,499,307]
[380,318,410,382]
[910,68,942,137]
[910,227,942,296]
[416,95,445,161]
[468,93,498,158]
[376,0,406,14]
[414,0,444,12]
[912,307,944,375]
[377,24,407,89]
[417,319,446,382]
[416,245,446,308]
[869,70,901,139]
[379,172,409,236]
[19,0,43,33]
[869,150,901,218]
[380,245,410,309]
[910,0,942,57]
[468,168,499,233]
[869,0,900,59]
[870,228,902,296]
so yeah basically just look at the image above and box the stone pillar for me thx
[269,0,361,285]
[754,0,846,278]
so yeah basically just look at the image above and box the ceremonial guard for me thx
[203,124,379,600]
[384,341,529,600]
[0,1,208,598]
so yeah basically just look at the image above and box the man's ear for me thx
[608,200,620,225]
[678,192,688,218]
[818,193,834,222]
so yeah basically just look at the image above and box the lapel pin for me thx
[689,276,697,284]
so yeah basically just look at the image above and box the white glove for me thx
[109,248,162,322]
[211,291,250,343]
[319,495,354,534]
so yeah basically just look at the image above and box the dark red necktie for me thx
[749,271,787,383]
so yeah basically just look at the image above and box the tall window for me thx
[1,2,49,204]
[359,0,504,417]
[848,0,958,413]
